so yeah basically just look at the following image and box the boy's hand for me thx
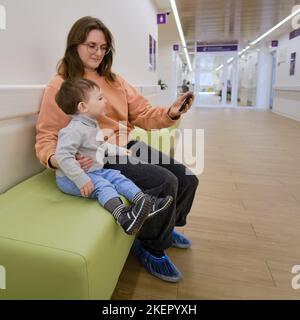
[124,149,132,156]
[118,147,132,156]
[80,181,94,197]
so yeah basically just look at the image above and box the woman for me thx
[36,16,198,283]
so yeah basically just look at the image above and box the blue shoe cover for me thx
[172,229,191,249]
[132,239,182,282]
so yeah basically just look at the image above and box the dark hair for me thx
[55,78,99,115]
[57,16,116,82]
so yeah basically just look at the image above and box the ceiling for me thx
[155,0,300,49]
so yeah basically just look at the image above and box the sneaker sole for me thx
[147,195,173,219]
[126,197,152,235]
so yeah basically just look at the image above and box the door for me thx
[194,52,238,107]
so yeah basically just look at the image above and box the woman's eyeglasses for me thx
[82,43,111,55]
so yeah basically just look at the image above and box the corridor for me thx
[113,107,300,299]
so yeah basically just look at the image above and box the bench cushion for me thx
[0,170,134,299]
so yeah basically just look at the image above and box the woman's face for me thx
[77,29,108,72]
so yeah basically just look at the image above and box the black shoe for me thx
[147,195,173,219]
[117,196,152,235]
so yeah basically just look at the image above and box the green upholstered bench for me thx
[0,123,179,300]
[0,169,133,299]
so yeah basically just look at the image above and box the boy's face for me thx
[81,87,107,119]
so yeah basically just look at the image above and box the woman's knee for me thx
[188,174,199,191]
[163,171,179,195]
[178,173,199,196]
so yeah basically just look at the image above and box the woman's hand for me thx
[168,91,195,119]
[80,180,94,197]
[76,154,94,172]
[49,155,59,169]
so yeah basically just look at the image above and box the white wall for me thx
[274,32,300,87]
[176,55,184,92]
[273,28,300,121]
[0,0,158,86]
[157,13,181,105]
[0,83,163,193]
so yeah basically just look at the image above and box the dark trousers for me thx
[104,141,199,251]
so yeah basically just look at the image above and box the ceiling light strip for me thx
[170,0,193,72]
[250,7,300,46]
[215,7,300,72]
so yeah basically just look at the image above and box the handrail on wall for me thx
[0,84,46,90]
[0,84,162,121]
[0,84,159,90]
[274,85,300,92]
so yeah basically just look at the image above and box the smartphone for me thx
[179,93,194,112]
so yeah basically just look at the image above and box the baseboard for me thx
[272,109,300,122]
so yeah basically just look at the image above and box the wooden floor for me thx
[112,107,300,300]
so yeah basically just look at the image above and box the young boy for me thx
[54,79,173,235]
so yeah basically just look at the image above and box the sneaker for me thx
[172,229,191,249]
[132,239,182,282]
[147,195,173,219]
[117,196,151,235]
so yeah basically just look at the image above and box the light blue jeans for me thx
[56,168,142,206]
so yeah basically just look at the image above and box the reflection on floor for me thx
[196,92,222,106]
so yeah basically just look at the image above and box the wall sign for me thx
[173,44,179,51]
[157,13,167,24]
[149,35,153,70]
[149,35,156,71]
[290,52,296,76]
[289,27,300,40]
[197,45,238,52]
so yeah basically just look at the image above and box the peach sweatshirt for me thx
[35,72,178,168]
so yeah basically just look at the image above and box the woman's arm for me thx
[122,78,179,130]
